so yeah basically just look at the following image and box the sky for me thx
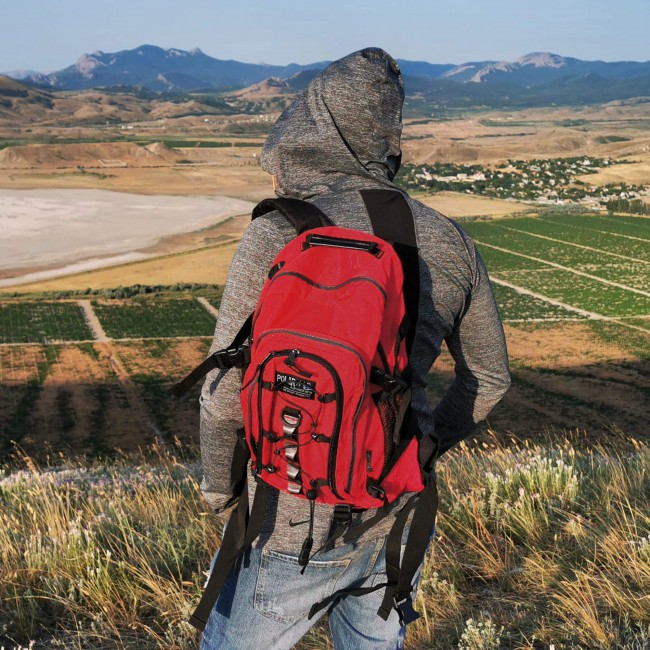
[2,0,649,73]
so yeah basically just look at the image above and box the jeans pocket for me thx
[254,549,351,623]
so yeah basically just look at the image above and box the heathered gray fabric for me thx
[199,48,511,552]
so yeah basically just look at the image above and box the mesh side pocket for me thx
[372,390,406,466]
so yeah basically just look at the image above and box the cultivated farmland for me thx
[91,298,217,339]
[0,301,92,343]
[428,210,650,439]
[0,213,648,462]
[0,293,219,461]
[462,212,650,319]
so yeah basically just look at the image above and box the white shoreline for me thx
[0,252,154,288]
[0,188,254,286]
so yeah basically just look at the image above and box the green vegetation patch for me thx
[604,198,650,215]
[551,213,650,240]
[624,317,650,331]
[497,269,650,317]
[2,284,223,302]
[492,283,583,321]
[0,302,92,343]
[588,321,650,358]
[467,222,650,291]
[503,216,650,262]
[595,134,631,143]
[92,298,216,339]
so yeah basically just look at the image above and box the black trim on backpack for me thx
[252,197,334,234]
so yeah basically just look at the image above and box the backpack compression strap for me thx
[168,313,253,398]
[252,197,334,234]
[307,472,438,626]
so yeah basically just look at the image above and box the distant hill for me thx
[8,46,650,110]
[0,75,236,126]
[15,45,650,93]
[443,52,650,85]
[0,75,55,112]
[18,44,327,92]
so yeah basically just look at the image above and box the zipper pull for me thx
[299,490,317,570]
[286,349,300,367]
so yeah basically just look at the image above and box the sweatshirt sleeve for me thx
[433,244,511,455]
[199,215,286,513]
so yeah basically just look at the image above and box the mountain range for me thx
[5,45,650,109]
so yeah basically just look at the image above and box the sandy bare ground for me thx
[415,192,530,218]
[429,321,649,438]
[0,188,254,283]
[196,297,220,318]
[78,300,108,341]
[3,191,530,293]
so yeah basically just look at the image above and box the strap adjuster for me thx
[367,482,387,502]
[393,594,419,626]
[370,368,408,395]
[333,504,352,525]
[213,345,250,370]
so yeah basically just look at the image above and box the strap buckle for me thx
[370,368,408,395]
[393,594,420,626]
[214,345,250,370]
[333,504,352,525]
[367,482,387,502]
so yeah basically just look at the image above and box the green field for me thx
[91,298,216,339]
[0,302,92,343]
[462,212,650,329]
[491,284,584,321]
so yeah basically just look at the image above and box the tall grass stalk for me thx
[0,434,648,649]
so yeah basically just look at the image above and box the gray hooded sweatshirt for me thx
[200,48,510,551]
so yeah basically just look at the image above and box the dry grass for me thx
[1,433,648,649]
[415,192,532,219]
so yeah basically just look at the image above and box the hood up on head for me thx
[260,47,404,199]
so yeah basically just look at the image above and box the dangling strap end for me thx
[188,613,208,633]
[394,595,420,625]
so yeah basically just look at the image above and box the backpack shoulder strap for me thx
[360,189,419,355]
[252,197,334,235]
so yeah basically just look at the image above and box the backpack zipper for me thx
[251,272,387,338]
[272,271,387,304]
[256,329,367,496]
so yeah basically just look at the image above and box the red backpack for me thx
[172,189,439,630]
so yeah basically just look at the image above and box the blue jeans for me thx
[199,531,425,650]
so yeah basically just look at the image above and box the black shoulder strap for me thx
[252,197,334,235]
[360,189,419,356]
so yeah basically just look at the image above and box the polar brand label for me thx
[275,372,316,400]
